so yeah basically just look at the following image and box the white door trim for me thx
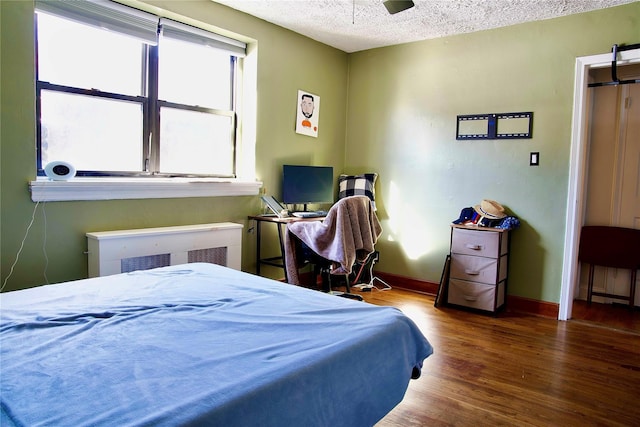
[560,48,640,320]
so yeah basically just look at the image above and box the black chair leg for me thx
[338,292,363,301]
[320,268,331,293]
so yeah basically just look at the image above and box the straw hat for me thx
[473,199,506,219]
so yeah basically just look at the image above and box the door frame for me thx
[560,47,640,320]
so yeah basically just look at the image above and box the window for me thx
[35,0,246,179]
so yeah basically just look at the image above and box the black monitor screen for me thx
[282,165,334,206]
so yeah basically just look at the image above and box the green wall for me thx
[2,0,639,305]
[0,0,348,291]
[345,3,639,303]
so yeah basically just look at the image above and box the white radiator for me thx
[86,222,243,277]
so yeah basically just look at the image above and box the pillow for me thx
[338,173,378,209]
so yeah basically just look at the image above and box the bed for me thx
[1,263,432,426]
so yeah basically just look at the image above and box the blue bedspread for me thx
[1,263,432,427]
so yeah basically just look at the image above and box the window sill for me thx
[30,177,263,202]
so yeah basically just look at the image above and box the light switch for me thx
[530,152,539,166]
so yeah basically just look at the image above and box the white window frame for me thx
[30,0,260,202]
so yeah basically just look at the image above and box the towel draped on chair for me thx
[284,196,382,285]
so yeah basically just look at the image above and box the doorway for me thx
[560,47,640,324]
[582,65,639,290]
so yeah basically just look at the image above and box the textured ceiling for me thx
[212,0,637,52]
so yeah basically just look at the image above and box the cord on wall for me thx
[1,200,49,292]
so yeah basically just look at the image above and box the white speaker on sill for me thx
[44,161,76,181]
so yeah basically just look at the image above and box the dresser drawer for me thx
[447,279,505,312]
[451,227,507,258]
[450,254,507,284]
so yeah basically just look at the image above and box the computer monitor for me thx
[282,165,334,210]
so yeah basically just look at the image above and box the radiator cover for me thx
[86,223,242,277]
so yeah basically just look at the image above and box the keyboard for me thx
[292,211,327,218]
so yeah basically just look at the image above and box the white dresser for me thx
[447,225,509,313]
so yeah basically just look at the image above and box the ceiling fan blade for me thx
[383,0,415,15]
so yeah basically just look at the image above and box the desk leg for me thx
[277,223,288,283]
[256,220,262,275]
[629,269,637,308]
[587,264,594,305]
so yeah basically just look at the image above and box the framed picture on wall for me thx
[295,90,320,138]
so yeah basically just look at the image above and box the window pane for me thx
[159,38,232,109]
[159,107,233,176]
[37,12,144,96]
[40,90,144,172]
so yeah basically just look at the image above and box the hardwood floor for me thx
[353,288,640,426]
[571,299,640,334]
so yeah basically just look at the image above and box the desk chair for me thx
[284,196,382,299]
[578,225,640,307]
[336,172,390,291]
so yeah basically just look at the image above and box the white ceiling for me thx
[212,0,637,52]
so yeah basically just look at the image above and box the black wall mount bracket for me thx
[456,111,533,140]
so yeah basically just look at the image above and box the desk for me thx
[578,225,639,307]
[248,214,325,282]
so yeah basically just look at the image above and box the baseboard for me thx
[376,271,559,318]
[297,268,560,319]
[375,271,440,295]
[506,295,559,318]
